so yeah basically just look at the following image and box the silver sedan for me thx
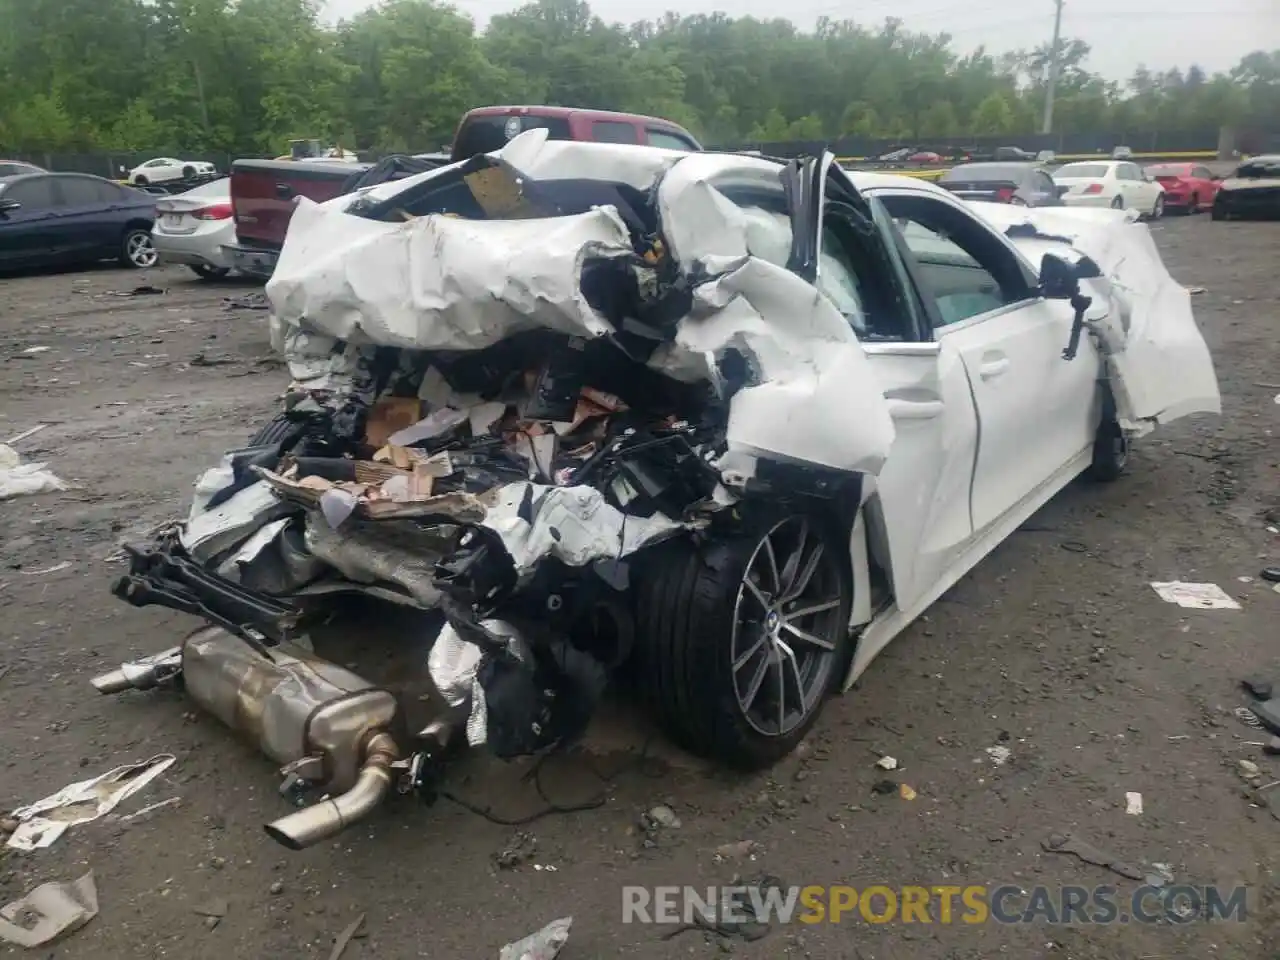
[151,178,236,279]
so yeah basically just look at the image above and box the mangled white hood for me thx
[266,129,895,478]
[973,202,1221,428]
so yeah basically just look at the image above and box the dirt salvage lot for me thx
[1,217,1278,960]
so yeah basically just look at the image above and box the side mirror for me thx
[1039,252,1081,300]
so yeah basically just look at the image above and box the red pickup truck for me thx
[225,106,703,279]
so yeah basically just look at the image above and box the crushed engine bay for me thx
[95,132,898,847]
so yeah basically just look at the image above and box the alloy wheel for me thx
[730,516,846,737]
[126,231,158,268]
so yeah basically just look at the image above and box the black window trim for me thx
[873,190,1042,338]
[645,126,698,151]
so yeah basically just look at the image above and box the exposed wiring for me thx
[440,733,663,826]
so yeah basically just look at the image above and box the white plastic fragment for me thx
[985,745,1012,766]
[0,443,67,501]
[319,487,359,529]
[875,755,899,770]
[1149,581,1241,610]
[0,872,98,947]
[499,916,572,960]
[7,755,176,851]
[1125,791,1144,815]
[482,483,684,573]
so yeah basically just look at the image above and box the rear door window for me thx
[646,129,698,152]
[58,176,114,207]
[591,121,639,144]
[452,115,573,160]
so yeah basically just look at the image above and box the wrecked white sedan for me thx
[93,130,1219,849]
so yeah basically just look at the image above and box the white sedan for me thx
[127,157,218,186]
[1054,160,1166,218]
[94,140,1220,811]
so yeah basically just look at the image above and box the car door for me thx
[795,161,982,614]
[877,190,1102,535]
[1031,169,1061,206]
[49,175,118,259]
[0,176,63,266]
[1192,165,1217,205]
[1126,163,1157,209]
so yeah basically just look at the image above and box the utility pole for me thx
[1041,0,1064,134]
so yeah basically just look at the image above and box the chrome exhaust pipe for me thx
[264,732,398,850]
[90,647,183,694]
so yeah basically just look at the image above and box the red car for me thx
[1145,163,1221,213]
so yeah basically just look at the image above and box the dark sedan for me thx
[1212,155,1280,221]
[938,162,1063,207]
[0,172,158,271]
[0,160,46,177]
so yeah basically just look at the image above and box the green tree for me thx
[970,93,1015,134]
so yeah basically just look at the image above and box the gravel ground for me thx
[1,217,1277,960]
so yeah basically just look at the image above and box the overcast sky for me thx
[319,0,1279,83]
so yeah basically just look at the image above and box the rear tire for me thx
[1188,192,1200,213]
[191,264,231,281]
[1149,195,1164,219]
[1211,203,1226,221]
[181,164,195,179]
[1111,195,1124,210]
[120,228,157,268]
[633,511,853,770]
[134,174,149,186]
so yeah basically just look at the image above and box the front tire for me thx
[134,174,149,186]
[1188,192,1200,213]
[120,229,157,268]
[634,512,853,769]
[181,164,195,179]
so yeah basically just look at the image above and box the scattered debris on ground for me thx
[326,913,366,960]
[1041,832,1170,886]
[1149,580,1242,610]
[1125,791,1144,815]
[495,831,539,869]
[223,292,270,311]
[660,876,781,944]
[0,872,98,948]
[645,805,681,829]
[6,754,175,850]
[985,745,1012,766]
[20,561,71,576]
[499,915,572,960]
[0,442,67,501]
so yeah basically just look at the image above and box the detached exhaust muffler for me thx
[91,626,401,850]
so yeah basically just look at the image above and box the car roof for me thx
[462,105,691,130]
[945,161,1036,172]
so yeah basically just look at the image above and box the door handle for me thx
[979,356,1010,379]
[274,183,294,199]
[886,398,944,420]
